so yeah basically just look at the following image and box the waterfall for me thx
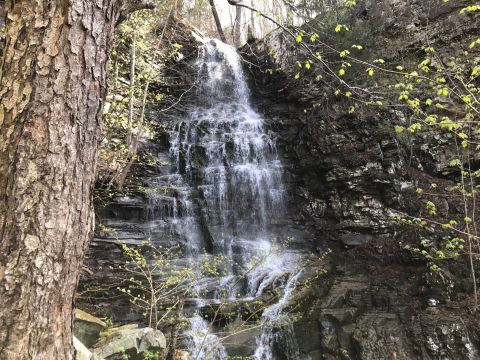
[170,39,285,245]
[151,38,304,359]
[254,272,302,360]
[186,315,228,360]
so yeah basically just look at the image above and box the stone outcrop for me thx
[239,0,480,358]
[74,309,107,348]
[72,310,167,360]
[91,326,166,360]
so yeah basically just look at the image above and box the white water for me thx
[186,315,228,360]
[254,272,302,360]
[147,38,303,359]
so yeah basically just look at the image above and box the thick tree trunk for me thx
[0,0,125,359]
[208,0,227,42]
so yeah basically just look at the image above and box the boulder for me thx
[222,327,262,357]
[74,309,107,348]
[74,336,92,360]
[137,329,167,353]
[91,327,166,360]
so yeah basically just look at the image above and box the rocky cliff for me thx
[239,0,480,358]
[77,1,480,359]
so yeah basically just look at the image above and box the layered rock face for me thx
[239,0,480,359]
[78,1,480,359]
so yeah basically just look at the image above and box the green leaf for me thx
[437,87,449,96]
[335,24,349,33]
[471,66,479,78]
[408,123,422,133]
[395,125,405,134]
[449,159,461,167]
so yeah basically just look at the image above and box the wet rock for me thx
[222,327,262,357]
[292,320,321,354]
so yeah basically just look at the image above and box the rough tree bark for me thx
[0,0,152,359]
[208,0,227,42]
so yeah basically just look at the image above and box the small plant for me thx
[142,349,161,360]
[99,317,114,337]
[115,241,197,329]
[117,346,129,360]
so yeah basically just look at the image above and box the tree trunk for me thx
[208,0,227,42]
[0,0,132,359]
[234,5,242,47]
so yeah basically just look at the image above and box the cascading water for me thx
[186,315,228,360]
[253,272,303,360]
[148,38,305,359]
[170,40,285,246]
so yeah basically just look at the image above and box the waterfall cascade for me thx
[146,38,307,359]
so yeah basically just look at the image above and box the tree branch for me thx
[118,0,156,24]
